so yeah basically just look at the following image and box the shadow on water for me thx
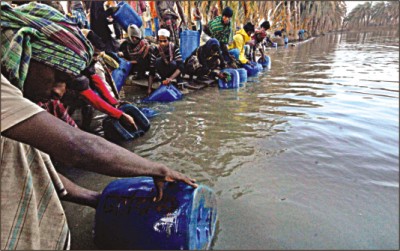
[62,30,399,250]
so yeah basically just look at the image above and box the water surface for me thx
[62,30,399,250]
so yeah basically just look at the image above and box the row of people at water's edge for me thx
[1,2,308,249]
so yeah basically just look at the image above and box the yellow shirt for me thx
[228,28,251,64]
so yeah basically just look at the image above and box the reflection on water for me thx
[63,30,399,250]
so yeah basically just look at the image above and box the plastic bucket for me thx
[180,30,200,61]
[218,68,240,89]
[236,68,247,83]
[242,63,259,77]
[113,2,143,30]
[112,58,132,92]
[143,84,183,103]
[94,177,218,250]
[102,104,150,142]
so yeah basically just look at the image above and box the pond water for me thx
[62,30,399,250]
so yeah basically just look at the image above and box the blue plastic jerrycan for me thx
[144,27,154,37]
[113,1,143,30]
[243,63,259,77]
[139,107,158,119]
[180,29,200,61]
[256,63,263,72]
[218,68,240,89]
[236,68,247,84]
[102,104,150,142]
[284,37,289,44]
[94,177,218,250]
[112,58,132,92]
[143,84,183,103]
[257,55,271,69]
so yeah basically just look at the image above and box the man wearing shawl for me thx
[147,29,184,95]
[1,2,137,130]
[183,38,228,82]
[118,24,151,80]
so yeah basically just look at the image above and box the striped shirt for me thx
[207,16,231,44]
[1,75,69,250]
[149,43,184,76]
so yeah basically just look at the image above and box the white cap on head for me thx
[158,29,170,38]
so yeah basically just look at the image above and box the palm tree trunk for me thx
[218,0,223,14]
[293,1,299,36]
[285,1,291,33]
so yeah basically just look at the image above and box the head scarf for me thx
[127,24,141,43]
[1,2,93,90]
[203,38,220,57]
[158,28,170,38]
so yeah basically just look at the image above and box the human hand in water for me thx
[119,112,138,131]
[152,168,198,202]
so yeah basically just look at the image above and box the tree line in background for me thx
[179,1,398,40]
[343,1,399,29]
[187,1,347,38]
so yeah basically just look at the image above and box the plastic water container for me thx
[112,58,132,92]
[243,63,259,77]
[284,37,289,44]
[236,68,247,83]
[218,68,240,89]
[180,30,200,61]
[228,48,240,60]
[256,63,263,72]
[272,42,278,47]
[143,84,183,102]
[154,17,159,33]
[257,55,271,69]
[144,27,154,37]
[139,107,158,119]
[102,104,150,142]
[113,1,143,30]
[94,177,218,250]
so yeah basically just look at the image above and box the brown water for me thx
[62,30,399,250]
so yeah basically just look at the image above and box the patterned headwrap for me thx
[1,2,93,90]
[203,38,220,57]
